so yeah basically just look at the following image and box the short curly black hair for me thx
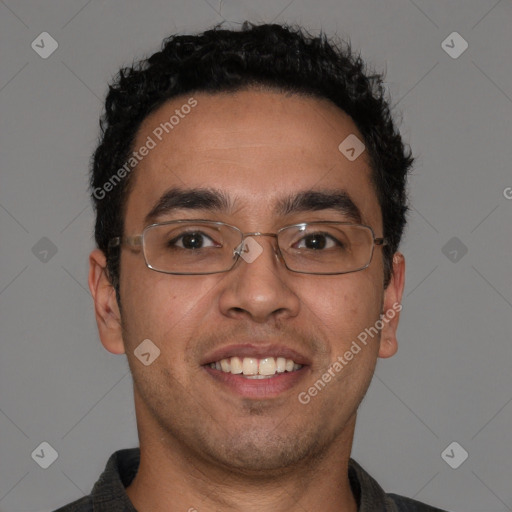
[91,21,413,301]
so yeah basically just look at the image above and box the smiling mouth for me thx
[206,356,303,379]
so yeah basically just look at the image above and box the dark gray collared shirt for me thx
[54,448,447,512]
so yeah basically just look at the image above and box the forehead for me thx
[125,88,381,230]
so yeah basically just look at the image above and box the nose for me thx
[218,235,301,323]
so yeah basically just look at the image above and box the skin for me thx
[89,88,405,512]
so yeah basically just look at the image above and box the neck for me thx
[126,417,359,512]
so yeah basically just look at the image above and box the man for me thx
[56,22,448,512]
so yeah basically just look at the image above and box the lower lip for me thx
[203,366,309,398]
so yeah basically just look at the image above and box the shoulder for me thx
[52,494,93,512]
[51,448,139,512]
[388,493,450,512]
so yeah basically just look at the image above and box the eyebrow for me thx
[144,186,363,225]
[144,187,231,225]
[275,189,362,224]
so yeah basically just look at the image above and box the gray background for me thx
[0,1,511,511]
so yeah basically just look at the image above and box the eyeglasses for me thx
[108,220,387,275]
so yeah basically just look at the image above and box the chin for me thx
[200,426,327,475]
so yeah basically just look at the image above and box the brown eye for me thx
[295,233,340,250]
[168,231,220,250]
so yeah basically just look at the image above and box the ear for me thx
[378,252,405,359]
[88,248,125,354]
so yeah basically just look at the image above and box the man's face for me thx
[93,89,403,472]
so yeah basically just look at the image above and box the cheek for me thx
[305,274,383,350]
[119,262,214,351]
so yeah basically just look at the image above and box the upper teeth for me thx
[208,356,302,377]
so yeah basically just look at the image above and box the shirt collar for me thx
[91,448,398,512]
[348,458,399,512]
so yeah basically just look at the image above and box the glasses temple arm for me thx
[108,235,143,249]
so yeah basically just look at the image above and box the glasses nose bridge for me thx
[243,231,278,239]
[234,231,281,259]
